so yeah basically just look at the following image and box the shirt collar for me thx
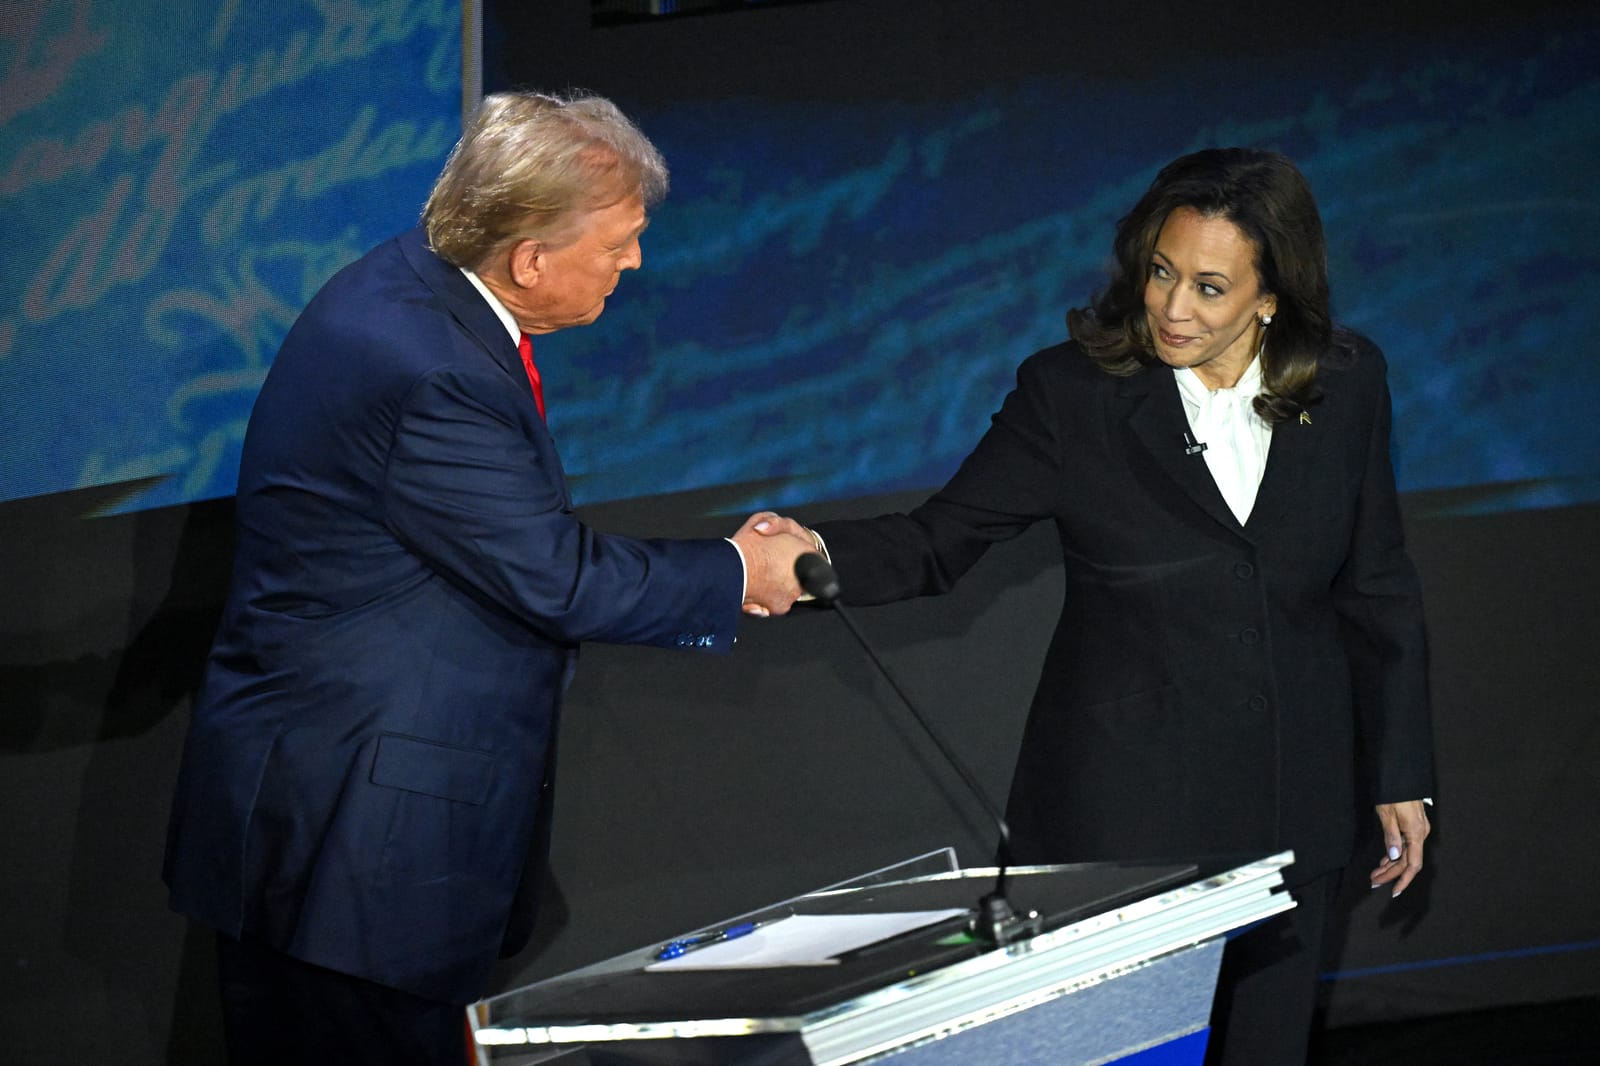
[460,269,522,345]
[1174,353,1263,408]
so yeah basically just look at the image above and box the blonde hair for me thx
[423,91,669,269]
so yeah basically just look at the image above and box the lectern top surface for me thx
[480,861,1202,1028]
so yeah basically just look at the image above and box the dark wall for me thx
[489,0,1591,98]
[480,489,1600,1028]
[0,486,232,1062]
[5,480,1598,1061]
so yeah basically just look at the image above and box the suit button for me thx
[1249,694,1269,712]
[1239,627,1260,645]
[1233,562,1255,579]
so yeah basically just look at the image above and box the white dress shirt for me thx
[1173,357,1272,524]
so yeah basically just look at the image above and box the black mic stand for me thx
[794,553,1042,947]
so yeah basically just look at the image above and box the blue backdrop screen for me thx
[533,13,1600,516]
[4,3,1597,518]
[1,0,458,511]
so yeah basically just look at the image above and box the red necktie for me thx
[517,333,545,420]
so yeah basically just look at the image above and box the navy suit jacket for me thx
[816,332,1434,884]
[164,228,744,1003]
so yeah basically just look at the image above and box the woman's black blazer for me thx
[815,330,1434,882]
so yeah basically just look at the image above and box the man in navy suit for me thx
[163,91,813,1065]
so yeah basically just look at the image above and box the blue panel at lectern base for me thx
[1112,1028,1210,1065]
[875,939,1223,1066]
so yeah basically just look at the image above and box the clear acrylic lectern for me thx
[470,850,1294,1065]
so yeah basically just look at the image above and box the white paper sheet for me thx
[645,909,970,971]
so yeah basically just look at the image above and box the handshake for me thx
[729,511,823,617]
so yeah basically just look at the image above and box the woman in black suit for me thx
[768,148,1434,1064]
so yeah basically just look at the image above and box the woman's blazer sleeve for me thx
[815,346,1072,605]
[1331,338,1436,803]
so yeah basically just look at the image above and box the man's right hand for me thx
[731,512,815,616]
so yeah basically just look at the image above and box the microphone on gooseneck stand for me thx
[793,552,1042,947]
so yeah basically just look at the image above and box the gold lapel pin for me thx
[1299,410,1312,425]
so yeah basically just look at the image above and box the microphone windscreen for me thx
[794,552,841,603]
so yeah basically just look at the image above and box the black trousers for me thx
[215,933,469,1066]
[1204,871,1341,1066]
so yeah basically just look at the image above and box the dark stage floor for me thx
[1307,998,1600,1065]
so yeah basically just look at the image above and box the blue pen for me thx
[654,920,766,960]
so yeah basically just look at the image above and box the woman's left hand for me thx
[1370,799,1431,898]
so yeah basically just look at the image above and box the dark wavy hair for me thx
[1068,148,1333,423]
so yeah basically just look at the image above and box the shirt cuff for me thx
[724,537,749,603]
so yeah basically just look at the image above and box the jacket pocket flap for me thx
[370,733,493,805]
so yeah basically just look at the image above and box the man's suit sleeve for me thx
[1331,343,1436,803]
[382,364,743,650]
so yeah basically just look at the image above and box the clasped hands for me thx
[730,511,819,617]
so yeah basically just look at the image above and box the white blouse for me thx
[1173,356,1272,524]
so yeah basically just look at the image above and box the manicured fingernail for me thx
[1391,887,1404,898]
[1388,845,1401,861]
[1370,882,1381,890]
[755,520,770,531]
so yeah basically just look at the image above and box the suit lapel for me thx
[1121,366,1244,536]
[1245,400,1323,536]
[396,228,573,509]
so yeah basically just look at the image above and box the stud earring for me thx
[1259,313,1273,325]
